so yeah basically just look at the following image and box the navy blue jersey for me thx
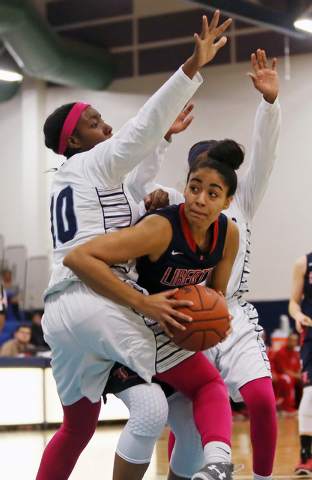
[301,252,312,344]
[137,203,228,294]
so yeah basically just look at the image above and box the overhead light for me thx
[294,5,312,33]
[0,69,23,82]
[294,19,312,33]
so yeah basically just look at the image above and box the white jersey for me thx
[45,67,202,299]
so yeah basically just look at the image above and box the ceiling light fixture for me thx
[0,69,23,82]
[294,5,312,33]
[294,19,312,33]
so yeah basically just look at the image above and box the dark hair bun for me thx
[207,139,245,171]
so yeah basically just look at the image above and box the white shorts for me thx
[205,299,271,402]
[42,282,157,406]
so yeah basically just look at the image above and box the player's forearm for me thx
[126,140,169,203]
[240,97,281,220]
[263,92,278,105]
[182,56,200,80]
[64,251,144,312]
[289,300,302,320]
[104,67,201,182]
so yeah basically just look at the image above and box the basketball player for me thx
[127,49,281,480]
[289,254,312,474]
[36,12,233,480]
[64,146,241,480]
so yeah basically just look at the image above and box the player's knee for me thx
[249,391,276,417]
[127,384,168,437]
[243,380,275,416]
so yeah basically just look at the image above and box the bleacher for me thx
[0,234,49,345]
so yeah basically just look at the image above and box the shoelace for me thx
[234,464,244,474]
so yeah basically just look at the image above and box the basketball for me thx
[169,285,230,351]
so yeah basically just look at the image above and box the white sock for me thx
[253,473,272,480]
[204,441,232,464]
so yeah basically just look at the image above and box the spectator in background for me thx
[0,324,35,356]
[0,284,7,333]
[273,333,303,411]
[1,269,20,319]
[262,330,291,412]
[30,310,50,350]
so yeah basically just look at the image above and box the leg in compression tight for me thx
[167,393,204,479]
[167,466,190,480]
[155,352,232,448]
[36,397,101,480]
[113,383,169,480]
[113,353,231,480]
[239,377,277,477]
[166,377,276,479]
[166,392,230,479]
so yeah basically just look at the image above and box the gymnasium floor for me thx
[0,414,307,480]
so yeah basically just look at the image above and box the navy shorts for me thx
[103,361,175,402]
[300,339,312,388]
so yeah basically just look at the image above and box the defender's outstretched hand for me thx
[165,103,195,141]
[183,12,232,79]
[247,49,279,104]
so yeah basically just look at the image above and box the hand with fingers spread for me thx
[165,103,195,141]
[144,188,169,212]
[183,11,232,79]
[138,288,193,338]
[247,49,279,104]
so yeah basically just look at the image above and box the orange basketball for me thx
[169,285,230,351]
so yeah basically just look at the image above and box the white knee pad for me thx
[299,386,312,435]
[167,392,205,477]
[115,383,168,464]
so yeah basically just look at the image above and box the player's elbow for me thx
[63,248,81,270]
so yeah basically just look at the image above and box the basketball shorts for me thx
[300,339,312,388]
[205,301,271,402]
[103,361,175,401]
[42,281,157,406]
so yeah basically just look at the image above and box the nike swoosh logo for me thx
[217,447,231,455]
[172,251,184,255]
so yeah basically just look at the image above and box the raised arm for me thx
[63,215,194,337]
[126,104,194,203]
[236,50,281,223]
[92,13,231,185]
[289,256,312,333]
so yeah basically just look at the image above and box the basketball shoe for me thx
[191,462,234,480]
[294,458,312,474]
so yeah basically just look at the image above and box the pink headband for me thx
[58,102,91,155]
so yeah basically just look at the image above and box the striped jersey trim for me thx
[238,298,271,377]
[234,223,251,297]
[145,320,195,373]
[96,184,132,233]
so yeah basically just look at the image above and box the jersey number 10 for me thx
[50,186,78,248]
